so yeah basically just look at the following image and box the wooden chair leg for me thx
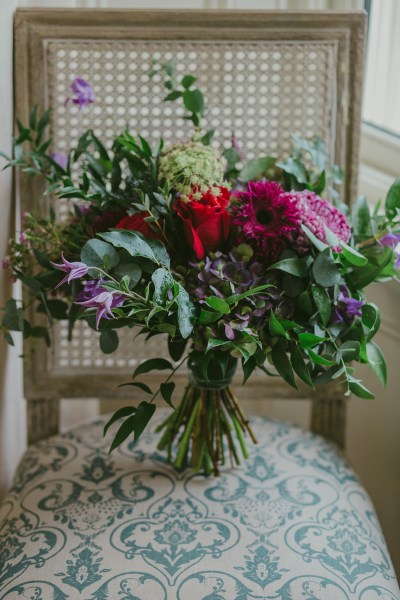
[311,392,347,450]
[27,398,60,444]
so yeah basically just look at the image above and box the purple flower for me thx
[231,132,244,161]
[224,322,235,341]
[51,253,88,288]
[21,211,29,228]
[75,279,105,302]
[379,232,400,268]
[65,78,95,109]
[51,152,68,170]
[75,290,125,329]
[2,256,10,270]
[334,285,364,322]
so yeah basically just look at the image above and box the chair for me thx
[1,8,399,599]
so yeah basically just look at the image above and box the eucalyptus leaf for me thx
[361,303,380,341]
[301,224,329,252]
[175,283,195,339]
[307,349,336,366]
[337,340,360,362]
[239,156,275,182]
[113,262,141,288]
[349,380,375,400]
[81,239,119,272]
[276,157,308,184]
[366,341,387,387]
[99,230,169,267]
[311,285,331,326]
[312,249,340,288]
[269,258,308,278]
[152,268,174,304]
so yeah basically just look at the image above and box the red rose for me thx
[175,187,231,259]
[116,211,163,241]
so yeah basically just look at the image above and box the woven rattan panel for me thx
[45,39,337,374]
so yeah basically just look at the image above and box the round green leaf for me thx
[81,239,119,271]
[312,249,341,288]
[183,89,204,114]
[269,258,308,278]
[99,330,119,354]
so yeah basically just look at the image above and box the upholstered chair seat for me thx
[1,410,399,599]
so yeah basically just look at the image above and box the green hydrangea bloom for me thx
[158,141,226,200]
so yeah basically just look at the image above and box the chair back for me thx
[14,9,366,443]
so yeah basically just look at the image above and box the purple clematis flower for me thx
[75,290,125,329]
[51,152,68,170]
[75,279,105,302]
[334,285,364,322]
[379,232,400,268]
[51,253,88,288]
[65,78,95,109]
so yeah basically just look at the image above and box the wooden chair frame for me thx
[13,8,366,447]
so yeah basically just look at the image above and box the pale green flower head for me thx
[158,141,226,200]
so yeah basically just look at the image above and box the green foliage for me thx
[153,62,206,130]
[239,156,276,182]
[385,178,400,219]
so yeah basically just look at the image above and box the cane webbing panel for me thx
[47,39,336,373]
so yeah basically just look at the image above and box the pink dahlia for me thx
[231,180,302,263]
[282,190,351,253]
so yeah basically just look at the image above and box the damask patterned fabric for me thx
[0,410,399,600]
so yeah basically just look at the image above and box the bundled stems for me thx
[156,383,257,476]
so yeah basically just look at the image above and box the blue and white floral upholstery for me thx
[1,410,399,600]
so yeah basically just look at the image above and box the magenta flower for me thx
[75,290,125,329]
[51,152,68,170]
[51,253,88,288]
[231,180,302,263]
[379,232,400,268]
[65,78,95,109]
[283,190,351,253]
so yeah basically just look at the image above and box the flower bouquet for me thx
[2,65,400,475]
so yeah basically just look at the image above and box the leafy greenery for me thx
[1,67,400,459]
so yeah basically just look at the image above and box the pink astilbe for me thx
[282,190,351,253]
[231,180,302,263]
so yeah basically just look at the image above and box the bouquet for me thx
[2,65,400,476]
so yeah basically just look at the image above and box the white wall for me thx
[1,0,399,577]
